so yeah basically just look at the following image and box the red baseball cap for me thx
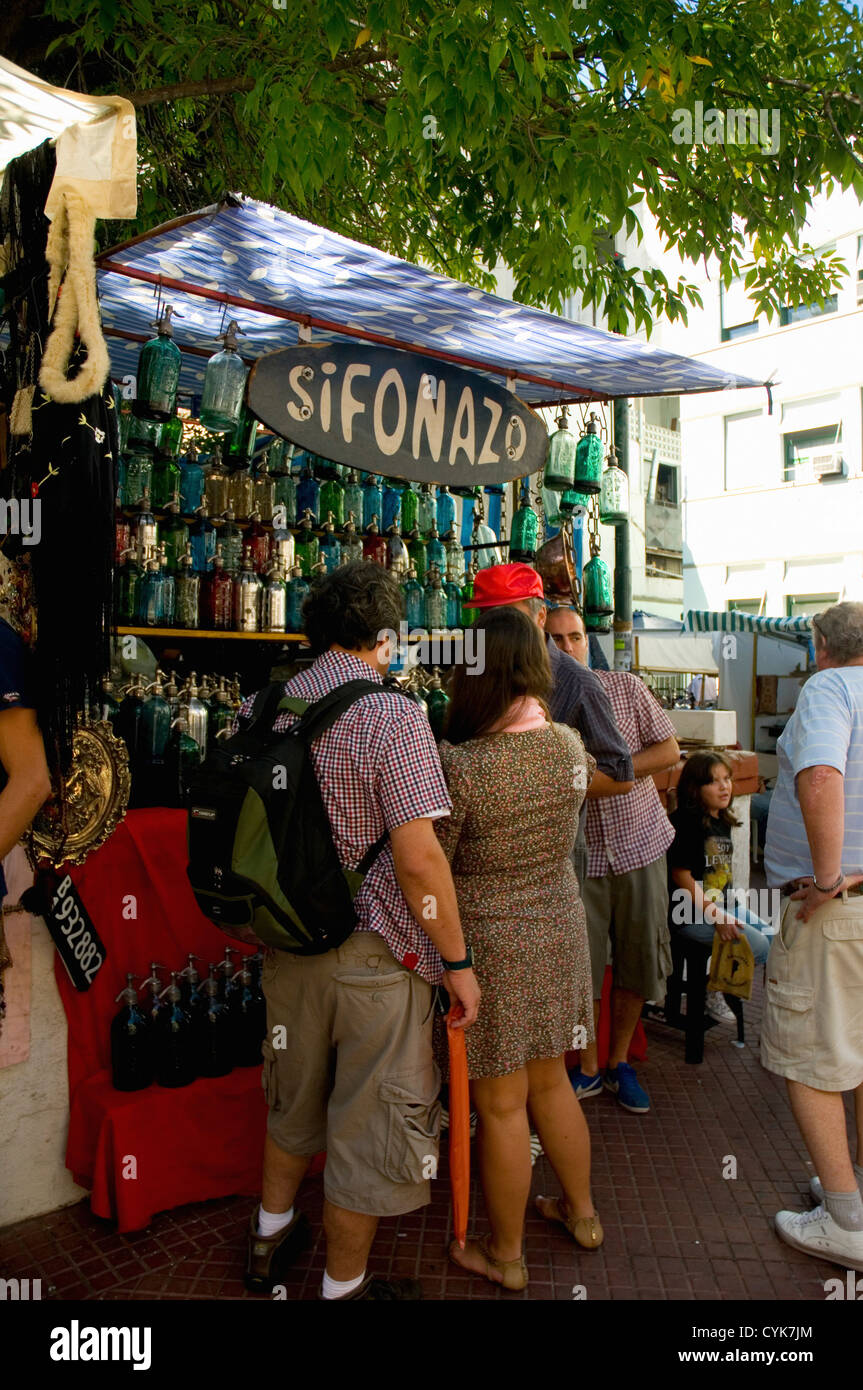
[469,563,545,609]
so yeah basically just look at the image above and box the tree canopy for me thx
[10,0,863,333]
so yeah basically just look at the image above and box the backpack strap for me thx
[291,679,389,743]
[237,681,286,735]
[293,679,401,876]
[356,830,389,875]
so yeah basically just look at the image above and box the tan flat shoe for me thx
[536,1194,604,1250]
[448,1235,529,1291]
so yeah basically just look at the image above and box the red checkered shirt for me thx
[584,670,677,878]
[235,650,452,984]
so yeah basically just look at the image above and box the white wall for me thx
[0,848,87,1227]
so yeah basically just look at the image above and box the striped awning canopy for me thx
[96,195,771,407]
[685,610,813,643]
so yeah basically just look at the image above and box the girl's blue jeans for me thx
[675,906,771,966]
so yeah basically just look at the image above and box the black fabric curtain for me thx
[0,140,117,774]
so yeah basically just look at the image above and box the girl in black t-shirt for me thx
[667,751,770,966]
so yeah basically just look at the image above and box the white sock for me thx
[321,1269,366,1300]
[257,1204,294,1237]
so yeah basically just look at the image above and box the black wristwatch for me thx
[441,946,474,971]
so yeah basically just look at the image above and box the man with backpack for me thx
[233,563,479,1300]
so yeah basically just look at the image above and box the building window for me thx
[724,409,772,491]
[779,243,839,325]
[726,598,763,616]
[779,295,839,327]
[783,425,843,483]
[786,594,839,618]
[720,278,759,342]
[653,464,679,506]
[645,549,683,579]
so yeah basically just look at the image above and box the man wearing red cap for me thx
[547,605,680,1115]
[468,564,634,892]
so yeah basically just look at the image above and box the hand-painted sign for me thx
[247,344,548,485]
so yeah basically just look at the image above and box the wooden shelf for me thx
[116,626,465,643]
[116,627,306,642]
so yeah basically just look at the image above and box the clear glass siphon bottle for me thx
[199,321,247,433]
[174,546,200,629]
[233,544,262,632]
[341,513,364,565]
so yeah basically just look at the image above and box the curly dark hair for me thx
[301,561,403,656]
[675,749,741,831]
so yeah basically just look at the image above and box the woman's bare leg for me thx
[452,1067,530,1272]
[527,1054,595,1219]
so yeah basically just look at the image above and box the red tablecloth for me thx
[55,808,644,1230]
[56,807,271,1231]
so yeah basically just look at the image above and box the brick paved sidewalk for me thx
[0,972,851,1302]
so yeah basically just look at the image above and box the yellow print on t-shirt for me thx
[703,832,733,903]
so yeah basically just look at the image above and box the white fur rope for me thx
[38,190,110,405]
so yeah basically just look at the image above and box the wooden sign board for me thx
[248,344,548,486]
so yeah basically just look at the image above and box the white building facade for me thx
[659,188,863,619]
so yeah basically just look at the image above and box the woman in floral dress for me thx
[436,606,602,1291]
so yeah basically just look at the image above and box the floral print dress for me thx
[436,721,595,1078]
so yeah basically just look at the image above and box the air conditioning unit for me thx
[813,449,845,479]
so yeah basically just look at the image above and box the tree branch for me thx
[123,47,391,108]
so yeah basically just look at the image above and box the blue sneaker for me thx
[568,1068,602,1100]
[603,1063,650,1114]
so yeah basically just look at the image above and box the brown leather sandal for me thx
[536,1194,604,1250]
[448,1235,529,1290]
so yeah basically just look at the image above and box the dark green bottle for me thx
[135,306,181,422]
[111,975,153,1091]
[154,972,196,1088]
[193,962,234,1078]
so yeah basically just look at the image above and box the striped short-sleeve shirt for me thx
[764,666,863,887]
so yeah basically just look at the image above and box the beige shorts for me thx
[761,895,863,1091]
[260,930,440,1217]
[582,855,672,1003]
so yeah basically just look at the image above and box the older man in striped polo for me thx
[764,601,863,1272]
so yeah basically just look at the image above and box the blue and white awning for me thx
[96,195,770,407]
[685,610,813,643]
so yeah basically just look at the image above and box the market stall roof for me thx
[96,195,771,408]
[634,633,719,673]
[0,56,119,174]
[685,609,813,645]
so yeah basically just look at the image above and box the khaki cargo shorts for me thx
[260,930,440,1217]
[582,855,672,1003]
[761,895,863,1091]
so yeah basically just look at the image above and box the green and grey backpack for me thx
[186,679,388,953]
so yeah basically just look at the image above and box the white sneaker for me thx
[774,1204,863,1271]
[705,992,736,1024]
[529,1133,544,1168]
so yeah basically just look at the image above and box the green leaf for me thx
[489,39,506,75]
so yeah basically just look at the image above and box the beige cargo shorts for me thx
[260,930,441,1217]
[761,894,863,1091]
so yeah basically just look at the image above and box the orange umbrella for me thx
[446,1006,471,1250]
